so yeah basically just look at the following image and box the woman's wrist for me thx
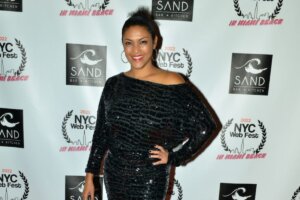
[85,173,94,183]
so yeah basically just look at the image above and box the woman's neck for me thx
[126,65,159,79]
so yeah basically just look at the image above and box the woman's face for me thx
[122,25,157,71]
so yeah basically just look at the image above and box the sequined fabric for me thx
[85,73,216,200]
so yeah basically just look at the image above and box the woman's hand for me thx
[149,145,169,165]
[82,173,95,200]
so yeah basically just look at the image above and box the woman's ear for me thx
[153,36,158,49]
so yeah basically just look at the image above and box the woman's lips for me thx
[132,55,143,61]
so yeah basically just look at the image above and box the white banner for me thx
[1,0,299,199]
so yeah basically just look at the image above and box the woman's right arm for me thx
[83,78,113,199]
[83,173,95,200]
[85,93,109,174]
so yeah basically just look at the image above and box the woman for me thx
[83,7,218,200]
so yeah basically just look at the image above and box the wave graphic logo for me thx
[219,183,256,200]
[65,176,102,200]
[0,113,19,128]
[70,49,103,66]
[69,181,85,193]
[234,58,268,75]
[223,187,252,200]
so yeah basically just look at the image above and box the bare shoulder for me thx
[160,70,186,85]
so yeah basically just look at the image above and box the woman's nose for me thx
[133,44,140,53]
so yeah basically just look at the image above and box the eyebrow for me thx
[123,37,150,41]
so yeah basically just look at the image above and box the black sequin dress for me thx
[85,73,216,200]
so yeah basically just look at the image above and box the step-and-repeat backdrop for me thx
[1,0,299,199]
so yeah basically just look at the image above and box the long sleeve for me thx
[168,87,216,167]
[85,82,110,175]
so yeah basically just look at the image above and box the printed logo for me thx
[59,109,96,152]
[291,186,300,200]
[216,118,267,160]
[0,36,28,82]
[60,0,113,16]
[219,183,256,200]
[167,179,183,200]
[229,0,284,26]
[66,44,106,87]
[152,0,194,22]
[0,0,22,12]
[65,175,102,200]
[0,108,24,148]
[229,53,272,96]
[0,169,29,200]
[157,46,193,78]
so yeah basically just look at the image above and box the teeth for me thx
[133,56,142,60]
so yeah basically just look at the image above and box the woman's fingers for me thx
[154,145,164,151]
[83,192,94,200]
[152,159,165,165]
[82,180,95,200]
[90,193,94,200]
[149,145,169,165]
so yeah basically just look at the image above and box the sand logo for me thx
[66,44,106,87]
[219,183,256,200]
[152,0,194,21]
[229,53,272,95]
[65,175,102,200]
[0,108,24,148]
[0,0,22,12]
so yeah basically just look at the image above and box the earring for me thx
[121,50,128,63]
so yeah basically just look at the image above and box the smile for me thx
[132,55,143,61]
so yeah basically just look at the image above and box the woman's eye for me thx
[140,40,148,45]
[124,42,132,46]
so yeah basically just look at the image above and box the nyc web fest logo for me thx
[156,46,193,78]
[60,0,114,16]
[152,0,194,22]
[60,109,96,152]
[66,43,106,87]
[216,118,267,160]
[229,0,284,26]
[291,186,300,200]
[0,108,24,148]
[0,169,29,200]
[0,36,28,82]
[219,183,256,200]
[229,53,272,96]
[66,175,102,200]
[0,0,22,12]
[166,179,183,200]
